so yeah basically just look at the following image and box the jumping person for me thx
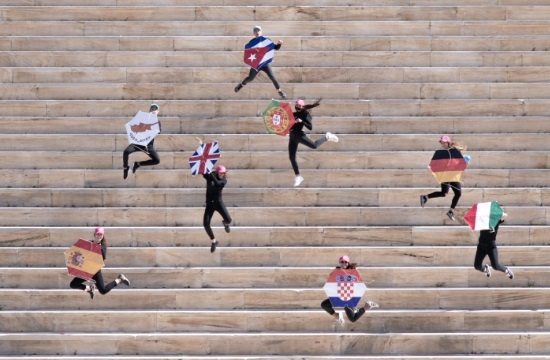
[69,227,130,299]
[321,255,378,327]
[123,103,161,179]
[420,135,466,221]
[474,212,514,279]
[203,165,232,253]
[289,98,339,187]
[234,25,286,99]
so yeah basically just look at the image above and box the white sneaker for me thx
[293,175,304,187]
[505,267,514,279]
[325,132,339,142]
[483,264,491,278]
[336,312,345,327]
[365,300,379,309]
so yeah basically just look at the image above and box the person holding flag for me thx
[321,255,378,327]
[123,103,161,179]
[419,135,466,221]
[234,25,286,99]
[474,212,514,279]
[289,98,339,187]
[69,227,130,299]
[203,165,232,253]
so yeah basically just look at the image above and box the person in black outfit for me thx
[420,135,466,221]
[289,98,339,187]
[123,103,161,179]
[234,25,287,99]
[203,165,232,253]
[321,255,379,327]
[69,227,130,299]
[474,213,514,279]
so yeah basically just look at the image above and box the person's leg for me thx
[449,182,462,210]
[123,144,140,168]
[215,201,232,228]
[241,68,258,86]
[69,277,87,291]
[487,243,508,273]
[93,270,118,295]
[203,203,216,240]
[473,246,488,272]
[427,183,450,200]
[344,306,363,322]
[261,64,280,90]
[138,145,160,167]
[288,137,301,176]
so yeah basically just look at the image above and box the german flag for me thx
[428,148,467,183]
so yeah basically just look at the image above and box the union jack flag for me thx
[244,36,275,70]
[188,141,221,176]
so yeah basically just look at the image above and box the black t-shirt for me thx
[290,111,313,132]
[478,219,505,244]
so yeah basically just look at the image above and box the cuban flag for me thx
[463,201,504,231]
[188,141,221,176]
[323,268,367,308]
[244,36,275,70]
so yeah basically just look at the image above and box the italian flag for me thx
[463,201,504,231]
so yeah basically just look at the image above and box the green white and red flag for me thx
[463,201,504,231]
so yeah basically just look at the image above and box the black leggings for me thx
[123,140,160,168]
[241,63,280,89]
[344,305,366,323]
[474,242,507,273]
[203,200,232,240]
[321,298,335,315]
[427,182,462,209]
[69,270,118,295]
[288,131,327,175]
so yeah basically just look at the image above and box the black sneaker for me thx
[234,83,243,93]
[118,274,131,286]
[420,195,427,208]
[447,210,456,221]
[223,221,230,233]
[505,267,514,279]
[278,90,287,99]
[132,162,140,174]
[210,240,218,253]
[87,284,96,299]
[123,166,129,179]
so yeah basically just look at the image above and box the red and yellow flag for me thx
[64,239,104,281]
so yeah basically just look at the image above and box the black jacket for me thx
[290,110,313,132]
[203,172,227,202]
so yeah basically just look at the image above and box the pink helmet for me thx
[339,255,350,263]
[94,227,105,235]
[216,165,227,173]
[439,135,451,143]
[295,99,305,107]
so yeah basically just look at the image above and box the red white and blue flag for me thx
[244,36,275,70]
[323,268,367,308]
[188,141,221,176]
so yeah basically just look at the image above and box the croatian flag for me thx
[464,201,504,231]
[188,141,221,176]
[244,36,275,70]
[323,268,367,308]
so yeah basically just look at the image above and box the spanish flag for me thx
[428,148,468,183]
[64,239,104,281]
